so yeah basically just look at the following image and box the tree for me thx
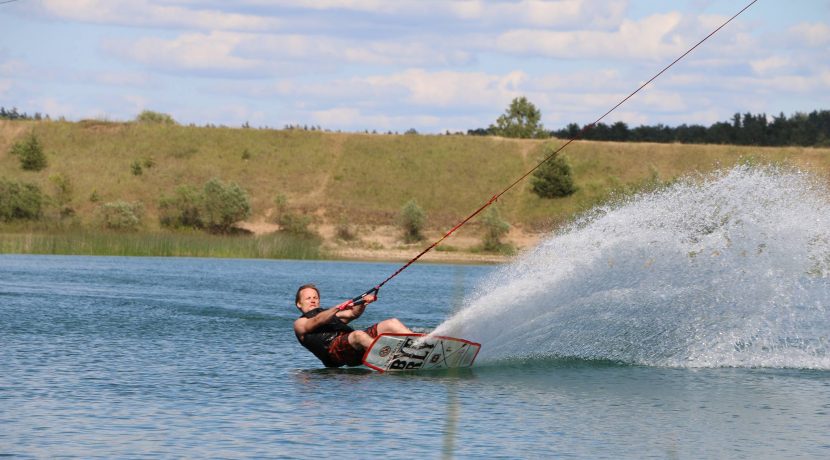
[490,96,548,139]
[531,151,576,198]
[10,132,48,171]
[201,178,251,233]
[399,199,426,243]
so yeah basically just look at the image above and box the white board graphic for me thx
[362,333,481,372]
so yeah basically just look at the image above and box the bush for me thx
[10,132,48,171]
[201,178,251,234]
[480,206,510,251]
[49,173,75,218]
[159,185,203,229]
[280,212,314,236]
[130,160,143,176]
[135,110,176,125]
[273,194,287,224]
[399,199,425,243]
[0,179,44,221]
[335,219,357,241]
[99,201,143,231]
[531,152,576,198]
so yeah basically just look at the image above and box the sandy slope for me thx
[237,220,544,264]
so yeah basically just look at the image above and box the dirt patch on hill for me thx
[238,218,545,264]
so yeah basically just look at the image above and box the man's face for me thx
[296,287,320,311]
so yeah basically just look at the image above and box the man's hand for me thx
[362,293,377,305]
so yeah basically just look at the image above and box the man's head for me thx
[295,284,320,312]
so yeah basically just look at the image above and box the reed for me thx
[0,231,324,260]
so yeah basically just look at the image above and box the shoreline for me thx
[0,230,520,264]
[327,246,513,265]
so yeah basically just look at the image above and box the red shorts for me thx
[328,324,379,367]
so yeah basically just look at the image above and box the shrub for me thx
[10,132,48,171]
[273,194,287,224]
[159,185,203,229]
[481,206,510,251]
[335,219,357,241]
[399,199,426,243]
[135,110,176,125]
[49,173,75,218]
[531,152,576,198]
[99,201,143,231]
[280,212,314,236]
[201,178,251,233]
[0,179,44,221]
[130,160,143,176]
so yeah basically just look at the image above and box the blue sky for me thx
[1,0,828,133]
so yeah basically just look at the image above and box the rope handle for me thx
[341,287,379,310]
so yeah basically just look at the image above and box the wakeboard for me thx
[362,333,481,372]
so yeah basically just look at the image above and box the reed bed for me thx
[0,231,324,260]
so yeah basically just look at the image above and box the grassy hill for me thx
[2,119,829,259]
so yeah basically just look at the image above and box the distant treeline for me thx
[0,107,49,121]
[469,110,830,147]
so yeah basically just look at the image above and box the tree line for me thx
[468,100,830,147]
[551,111,830,147]
[0,107,48,121]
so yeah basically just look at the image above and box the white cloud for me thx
[364,69,528,108]
[107,30,474,76]
[789,22,830,47]
[311,106,441,131]
[0,79,11,97]
[449,0,626,28]
[238,34,473,67]
[94,71,154,87]
[532,69,623,91]
[34,97,74,119]
[750,56,791,76]
[107,32,261,75]
[38,0,282,31]
[495,12,685,60]
[0,59,29,77]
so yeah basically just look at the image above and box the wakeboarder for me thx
[293,284,412,367]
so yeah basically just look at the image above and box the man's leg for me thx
[347,330,373,350]
[347,318,412,351]
[376,318,412,334]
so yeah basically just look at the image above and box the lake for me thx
[1,254,828,459]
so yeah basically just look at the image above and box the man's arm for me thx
[293,294,376,340]
[293,306,342,340]
[335,293,376,321]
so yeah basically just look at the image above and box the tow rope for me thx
[347,0,758,307]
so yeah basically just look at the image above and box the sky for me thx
[1,0,829,134]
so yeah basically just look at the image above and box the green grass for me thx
[2,119,830,259]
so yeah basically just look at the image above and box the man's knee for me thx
[377,318,411,334]
[348,330,372,349]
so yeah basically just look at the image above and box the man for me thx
[293,284,413,368]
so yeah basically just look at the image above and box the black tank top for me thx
[297,308,353,367]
